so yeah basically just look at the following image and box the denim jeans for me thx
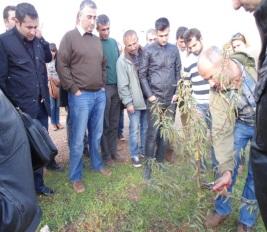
[127,109,148,158]
[196,103,218,170]
[68,89,106,182]
[50,96,60,125]
[215,121,258,227]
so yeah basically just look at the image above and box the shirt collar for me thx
[76,25,92,36]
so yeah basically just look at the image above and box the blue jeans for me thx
[196,104,218,170]
[50,96,60,125]
[215,121,258,227]
[128,109,148,158]
[68,89,106,182]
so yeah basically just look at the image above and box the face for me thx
[124,34,139,55]
[232,0,262,12]
[156,27,170,46]
[97,23,110,40]
[4,10,16,30]
[146,33,157,44]
[186,36,203,56]
[16,15,39,41]
[79,5,97,33]
[231,39,247,52]
[176,37,186,51]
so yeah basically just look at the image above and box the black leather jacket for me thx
[139,42,181,104]
[0,90,41,232]
[254,0,267,151]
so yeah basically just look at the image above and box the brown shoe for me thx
[237,223,252,232]
[205,211,228,228]
[99,168,112,176]
[72,181,85,193]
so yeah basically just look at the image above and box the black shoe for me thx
[47,161,64,172]
[132,157,142,168]
[37,186,54,196]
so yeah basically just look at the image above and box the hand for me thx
[75,90,81,96]
[148,95,157,103]
[212,170,232,192]
[171,95,177,103]
[127,104,135,113]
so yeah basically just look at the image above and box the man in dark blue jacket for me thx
[0,2,54,196]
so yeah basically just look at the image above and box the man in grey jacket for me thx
[117,30,147,167]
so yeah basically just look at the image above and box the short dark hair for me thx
[96,14,109,26]
[49,43,57,52]
[79,0,97,11]
[3,5,16,20]
[155,17,169,31]
[15,3,38,23]
[176,26,188,40]
[231,32,247,45]
[183,28,202,44]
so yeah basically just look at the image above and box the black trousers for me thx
[251,91,267,229]
[101,85,121,161]
[34,102,49,192]
[145,102,176,162]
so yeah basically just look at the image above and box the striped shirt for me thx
[183,54,210,104]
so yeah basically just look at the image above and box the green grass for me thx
[38,160,265,232]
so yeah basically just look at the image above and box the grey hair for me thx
[123,30,137,41]
[201,46,222,64]
[96,14,109,26]
[79,0,97,11]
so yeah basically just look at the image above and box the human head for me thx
[232,0,262,12]
[96,14,110,40]
[155,17,170,46]
[176,26,188,52]
[49,43,57,59]
[230,32,247,52]
[15,3,39,41]
[184,28,203,56]
[78,0,97,33]
[198,46,242,89]
[146,28,157,45]
[3,5,16,30]
[123,30,139,55]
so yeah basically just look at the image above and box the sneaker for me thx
[72,181,85,193]
[205,211,228,228]
[132,157,142,168]
[237,223,252,232]
[99,168,112,176]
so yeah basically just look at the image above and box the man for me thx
[96,14,121,165]
[139,17,181,179]
[2,5,16,31]
[57,0,111,194]
[0,89,41,231]
[232,0,267,229]
[145,28,157,46]
[183,28,217,171]
[117,30,147,168]
[175,26,188,66]
[0,2,54,196]
[198,47,259,232]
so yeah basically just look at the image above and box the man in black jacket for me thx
[232,0,267,229]
[0,89,41,231]
[139,17,181,179]
[0,3,54,196]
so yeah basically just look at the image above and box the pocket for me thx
[0,186,23,230]
[256,95,267,152]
